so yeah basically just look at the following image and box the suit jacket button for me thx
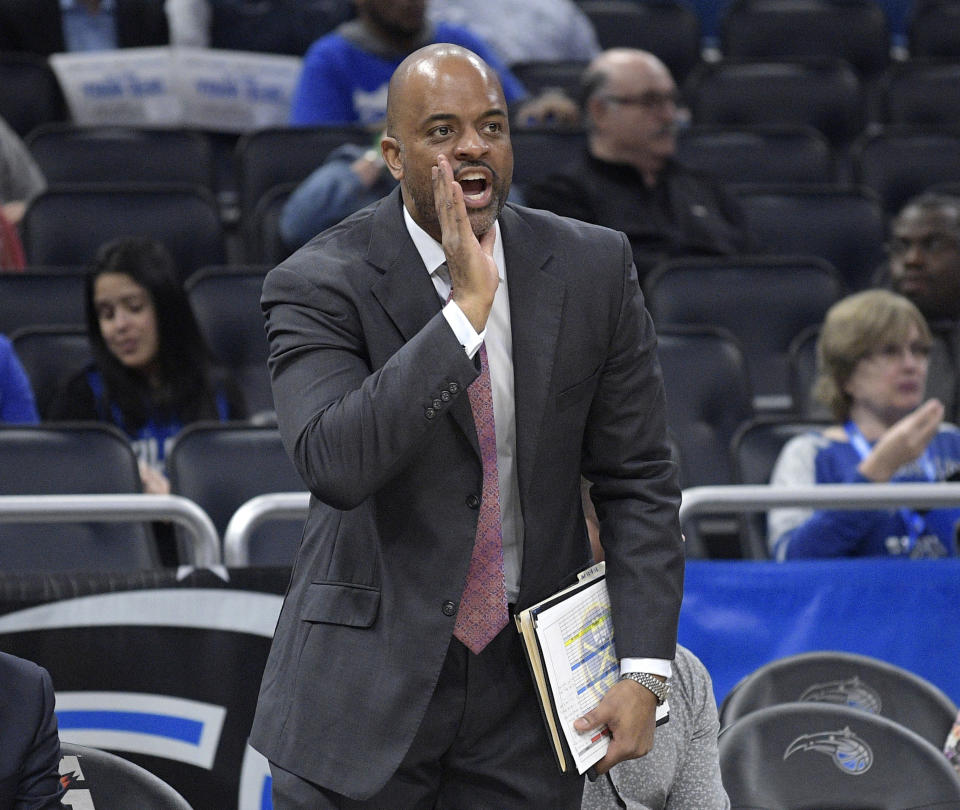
[432,398,443,409]
[425,407,436,420]
[448,382,460,394]
[466,494,480,509]
[440,391,451,402]
[442,600,456,616]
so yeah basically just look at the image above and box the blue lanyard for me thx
[844,420,938,552]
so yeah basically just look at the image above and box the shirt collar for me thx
[402,203,505,283]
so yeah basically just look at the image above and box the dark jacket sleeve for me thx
[3,657,65,810]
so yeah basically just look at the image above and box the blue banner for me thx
[679,558,960,708]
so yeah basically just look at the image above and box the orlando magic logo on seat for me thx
[798,675,882,713]
[783,726,873,775]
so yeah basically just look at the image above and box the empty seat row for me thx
[581,0,960,80]
[0,410,854,572]
[2,256,836,424]
[717,649,960,806]
[0,403,937,571]
[0,422,304,572]
[13,123,956,270]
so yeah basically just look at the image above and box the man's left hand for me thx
[573,677,658,775]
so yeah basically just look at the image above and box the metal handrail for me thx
[223,491,309,566]
[220,482,960,566]
[680,482,960,524]
[0,494,221,566]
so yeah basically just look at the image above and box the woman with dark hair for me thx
[50,237,245,493]
[768,289,960,560]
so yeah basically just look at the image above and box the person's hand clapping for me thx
[859,398,944,482]
[432,154,498,333]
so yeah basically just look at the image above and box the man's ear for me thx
[585,94,606,128]
[381,136,404,181]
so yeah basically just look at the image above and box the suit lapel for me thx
[367,189,479,454]
[500,205,564,503]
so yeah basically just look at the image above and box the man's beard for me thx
[407,166,510,239]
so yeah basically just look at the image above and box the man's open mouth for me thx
[457,169,493,207]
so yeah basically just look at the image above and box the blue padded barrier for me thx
[680,557,960,707]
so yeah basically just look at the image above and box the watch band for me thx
[620,671,669,705]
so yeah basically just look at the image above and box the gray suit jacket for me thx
[250,187,684,799]
[0,652,63,810]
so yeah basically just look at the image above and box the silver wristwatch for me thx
[621,672,670,705]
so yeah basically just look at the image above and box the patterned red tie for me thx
[446,280,508,653]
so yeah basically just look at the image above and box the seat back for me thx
[60,741,194,810]
[909,0,960,59]
[25,125,216,189]
[720,649,960,745]
[851,125,960,214]
[729,415,831,557]
[578,0,703,84]
[929,179,960,196]
[0,424,159,571]
[0,269,86,335]
[879,60,960,126]
[248,181,298,265]
[735,183,886,291]
[184,266,273,416]
[510,128,588,191]
[166,422,306,566]
[510,60,590,98]
[20,184,226,284]
[676,124,836,185]
[720,0,890,80]
[234,125,372,227]
[656,325,754,492]
[209,0,353,55]
[10,326,92,420]
[718,702,960,807]
[0,53,67,136]
[786,323,829,418]
[646,256,843,411]
[657,326,754,556]
[683,58,865,148]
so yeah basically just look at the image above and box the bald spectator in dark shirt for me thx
[525,49,751,285]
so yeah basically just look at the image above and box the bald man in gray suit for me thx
[251,43,684,810]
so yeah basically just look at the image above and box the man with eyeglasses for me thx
[882,192,960,423]
[524,48,751,284]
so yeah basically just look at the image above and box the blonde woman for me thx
[769,289,960,560]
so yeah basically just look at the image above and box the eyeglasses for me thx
[602,91,680,111]
[886,233,959,257]
[863,341,932,363]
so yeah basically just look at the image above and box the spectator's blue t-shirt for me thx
[769,426,960,560]
[0,335,38,424]
[289,21,527,126]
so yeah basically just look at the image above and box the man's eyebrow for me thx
[423,113,457,125]
[421,107,508,126]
